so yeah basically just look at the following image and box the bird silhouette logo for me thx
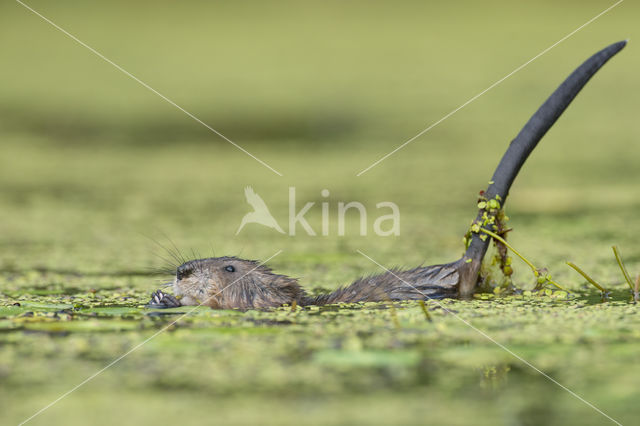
[236,186,285,235]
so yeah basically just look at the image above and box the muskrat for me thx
[148,41,626,310]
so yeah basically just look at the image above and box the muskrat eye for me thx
[224,265,235,273]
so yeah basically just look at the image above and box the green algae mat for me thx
[2,1,640,425]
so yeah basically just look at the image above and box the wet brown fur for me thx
[172,256,460,310]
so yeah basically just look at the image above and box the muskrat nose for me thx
[176,263,193,280]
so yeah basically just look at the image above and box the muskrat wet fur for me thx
[149,256,459,310]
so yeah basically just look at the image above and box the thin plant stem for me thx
[385,294,400,329]
[538,277,567,292]
[566,262,608,293]
[612,246,635,291]
[419,300,433,322]
[479,228,568,292]
[479,228,536,271]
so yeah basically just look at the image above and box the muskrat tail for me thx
[457,40,627,296]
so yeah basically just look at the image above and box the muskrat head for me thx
[172,256,304,310]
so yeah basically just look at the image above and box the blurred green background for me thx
[1,0,639,425]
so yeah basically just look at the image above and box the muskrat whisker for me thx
[149,252,178,270]
[163,233,188,265]
[142,260,176,275]
[190,248,202,264]
[149,272,175,280]
[145,233,184,267]
[154,230,188,266]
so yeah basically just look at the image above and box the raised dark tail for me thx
[458,40,627,296]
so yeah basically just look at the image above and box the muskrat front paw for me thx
[147,290,182,308]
